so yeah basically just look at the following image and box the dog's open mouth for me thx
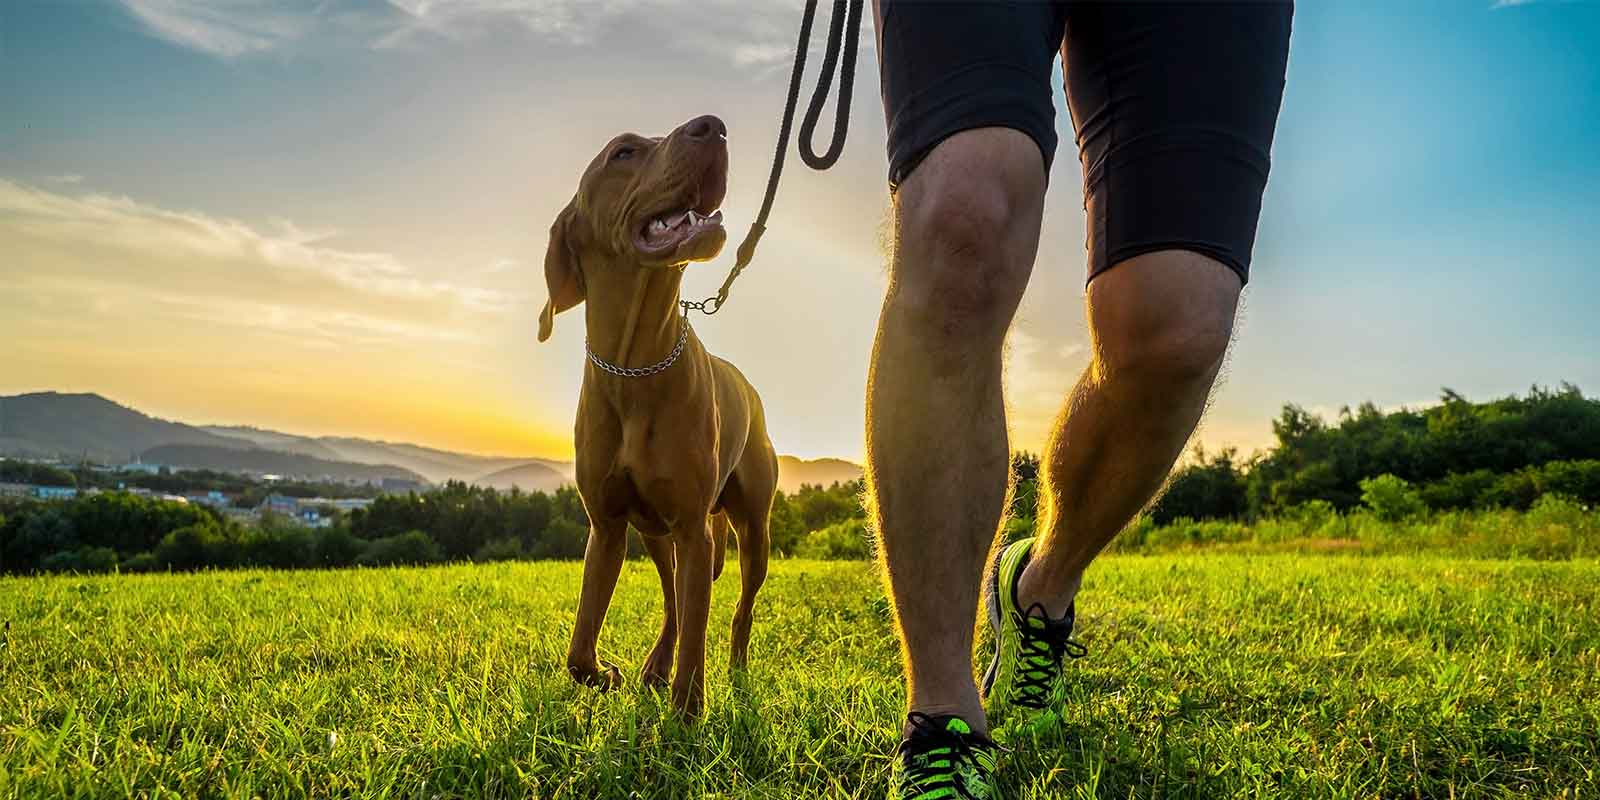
[638,206,724,254]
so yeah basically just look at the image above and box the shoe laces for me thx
[1011,602,1088,710]
[896,712,996,799]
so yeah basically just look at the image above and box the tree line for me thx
[0,476,868,574]
[2,385,1595,574]
[1148,384,1600,524]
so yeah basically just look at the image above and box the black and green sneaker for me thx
[981,537,1088,721]
[890,713,1001,800]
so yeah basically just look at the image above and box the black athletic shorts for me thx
[876,1,1293,283]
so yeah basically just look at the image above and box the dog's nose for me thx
[683,115,726,141]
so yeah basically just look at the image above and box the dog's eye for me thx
[611,146,636,162]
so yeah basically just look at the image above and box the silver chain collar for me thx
[585,315,689,378]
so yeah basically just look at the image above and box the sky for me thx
[2,0,1597,462]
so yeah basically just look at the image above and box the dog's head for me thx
[538,114,730,341]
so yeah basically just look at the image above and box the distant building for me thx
[298,507,334,528]
[183,490,231,508]
[34,486,78,500]
[0,483,33,497]
[119,461,161,475]
[259,494,300,515]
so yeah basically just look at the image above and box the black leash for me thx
[681,0,864,317]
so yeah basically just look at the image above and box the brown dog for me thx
[538,114,777,716]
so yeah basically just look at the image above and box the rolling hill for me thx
[0,392,864,495]
[141,444,425,484]
[200,428,573,485]
[0,392,252,463]
[777,456,864,493]
[468,462,569,494]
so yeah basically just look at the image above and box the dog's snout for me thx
[683,115,726,142]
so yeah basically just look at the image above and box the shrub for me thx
[529,518,587,560]
[241,524,313,569]
[1419,469,1499,511]
[1535,460,1600,505]
[475,537,526,562]
[154,521,232,570]
[122,552,160,573]
[1360,474,1426,522]
[312,526,366,567]
[40,546,118,573]
[356,530,443,567]
[795,518,873,560]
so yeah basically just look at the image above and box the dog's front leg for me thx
[566,518,627,690]
[670,517,715,716]
[640,533,676,688]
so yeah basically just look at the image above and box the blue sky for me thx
[2,0,1596,460]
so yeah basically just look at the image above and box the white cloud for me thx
[110,0,840,70]
[0,179,513,347]
[116,0,320,57]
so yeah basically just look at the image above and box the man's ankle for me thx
[903,698,989,738]
[1015,557,1082,621]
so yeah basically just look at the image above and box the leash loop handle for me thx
[681,0,860,317]
[798,0,863,171]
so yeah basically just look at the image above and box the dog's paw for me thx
[640,663,671,689]
[568,659,624,691]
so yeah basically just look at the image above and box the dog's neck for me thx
[582,260,688,371]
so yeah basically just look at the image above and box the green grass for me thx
[2,555,1597,798]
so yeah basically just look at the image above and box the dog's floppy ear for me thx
[538,202,584,343]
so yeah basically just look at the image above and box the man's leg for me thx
[1012,0,1290,619]
[1017,250,1241,617]
[867,127,1045,735]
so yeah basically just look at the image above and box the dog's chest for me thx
[579,409,725,534]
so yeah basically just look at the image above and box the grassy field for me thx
[2,554,1597,798]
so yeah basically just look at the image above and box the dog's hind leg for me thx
[640,533,676,689]
[565,517,628,691]
[729,510,770,671]
[711,512,730,582]
[727,452,776,671]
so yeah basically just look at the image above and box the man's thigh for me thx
[1062,1,1294,286]
[875,0,1068,191]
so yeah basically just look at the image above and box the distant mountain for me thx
[1,391,859,495]
[470,461,569,494]
[199,427,574,484]
[778,456,864,493]
[0,392,245,463]
[200,425,349,462]
[142,444,425,484]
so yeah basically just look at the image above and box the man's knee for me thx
[1089,250,1241,387]
[888,129,1046,341]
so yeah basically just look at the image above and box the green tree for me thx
[357,530,443,566]
[1149,447,1247,524]
[1360,474,1426,522]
